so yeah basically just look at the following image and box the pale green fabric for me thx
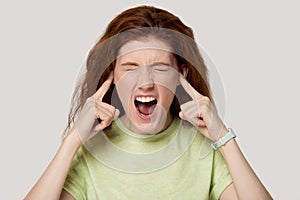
[64,118,232,199]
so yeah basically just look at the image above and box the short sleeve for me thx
[63,147,88,200]
[209,150,233,200]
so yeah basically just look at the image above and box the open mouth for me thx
[134,96,158,117]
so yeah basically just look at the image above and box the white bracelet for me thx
[211,128,236,150]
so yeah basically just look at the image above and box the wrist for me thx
[219,135,236,150]
[218,126,230,140]
[63,129,82,150]
[211,128,236,150]
[212,125,229,142]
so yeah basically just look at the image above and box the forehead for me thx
[117,39,174,62]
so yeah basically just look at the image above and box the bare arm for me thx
[220,139,272,200]
[25,73,117,199]
[24,129,81,199]
[219,136,272,200]
[179,75,272,200]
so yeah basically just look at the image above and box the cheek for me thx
[158,86,175,107]
[113,68,123,83]
[152,69,179,93]
[115,71,139,103]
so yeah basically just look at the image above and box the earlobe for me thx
[182,65,188,78]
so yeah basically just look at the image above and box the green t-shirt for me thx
[64,117,232,199]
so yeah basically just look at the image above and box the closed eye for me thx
[152,64,170,72]
[121,62,139,71]
[125,66,138,71]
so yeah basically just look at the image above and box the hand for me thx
[179,75,227,142]
[72,72,120,142]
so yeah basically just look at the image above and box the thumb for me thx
[93,108,119,131]
[179,111,184,119]
[114,109,120,120]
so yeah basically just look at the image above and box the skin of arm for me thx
[219,135,273,200]
[59,138,272,200]
[179,75,272,200]
[25,69,272,199]
[24,129,81,200]
[25,73,117,200]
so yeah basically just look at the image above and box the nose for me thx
[137,66,154,90]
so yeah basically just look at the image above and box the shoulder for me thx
[70,145,93,169]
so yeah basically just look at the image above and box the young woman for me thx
[25,6,272,200]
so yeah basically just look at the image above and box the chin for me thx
[127,103,169,134]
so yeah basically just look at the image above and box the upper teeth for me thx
[136,96,156,103]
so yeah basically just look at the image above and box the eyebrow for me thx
[121,62,172,67]
[121,62,139,66]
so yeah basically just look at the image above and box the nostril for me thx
[138,82,155,90]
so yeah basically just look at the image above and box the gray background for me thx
[1,0,299,199]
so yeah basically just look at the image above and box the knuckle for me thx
[101,121,109,128]
[203,96,210,102]
[180,104,187,110]
[108,106,115,114]
[102,118,112,127]
[203,106,209,113]
[106,112,113,120]
[201,104,210,112]
[87,98,96,108]
[87,96,94,103]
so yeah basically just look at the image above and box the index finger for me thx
[179,74,203,100]
[94,72,114,101]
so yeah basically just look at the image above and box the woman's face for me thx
[114,38,181,134]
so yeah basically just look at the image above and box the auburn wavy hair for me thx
[63,5,213,136]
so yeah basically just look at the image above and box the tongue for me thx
[138,102,156,115]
